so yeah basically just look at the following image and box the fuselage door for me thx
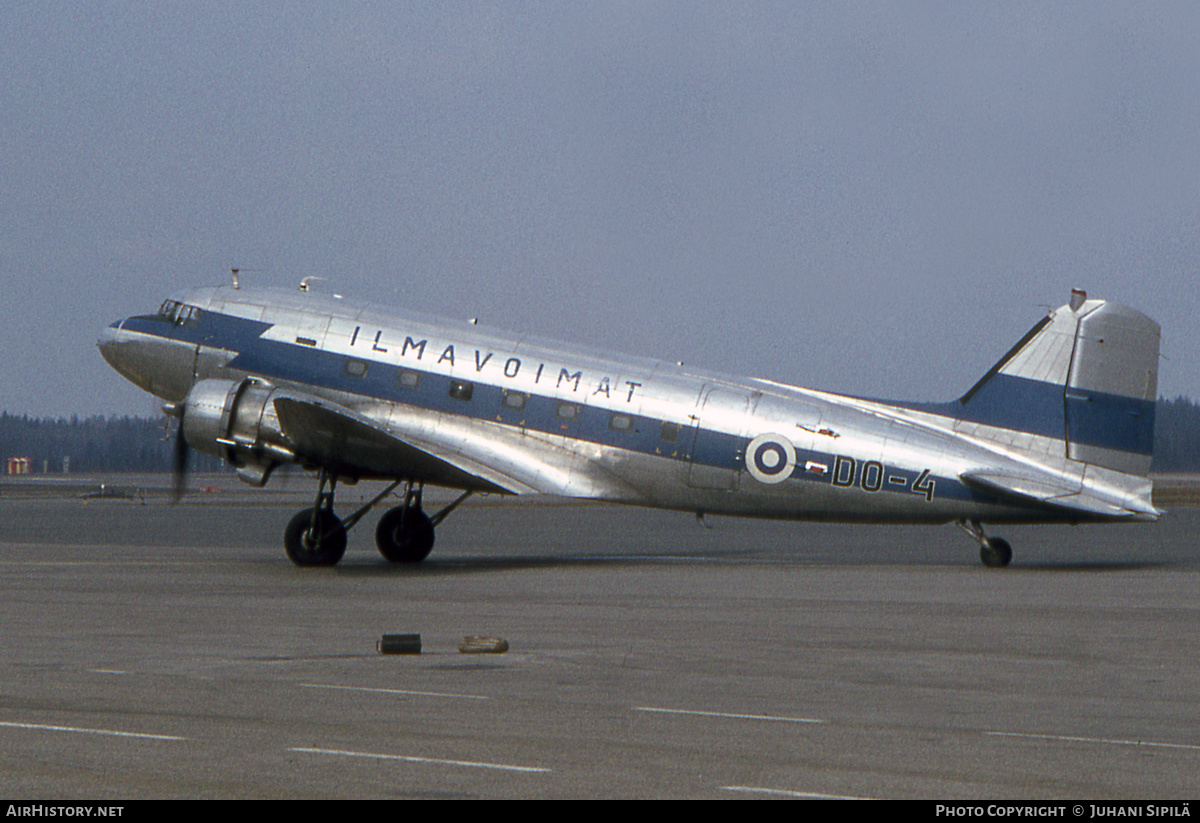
[686,386,749,490]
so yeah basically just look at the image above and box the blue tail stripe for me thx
[891,372,1155,456]
[1065,390,1155,456]
[957,372,1065,441]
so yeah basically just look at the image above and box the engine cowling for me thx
[180,378,296,486]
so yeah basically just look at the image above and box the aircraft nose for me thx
[97,319,126,370]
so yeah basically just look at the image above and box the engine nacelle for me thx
[180,378,296,486]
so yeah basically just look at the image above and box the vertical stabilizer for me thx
[957,291,1159,476]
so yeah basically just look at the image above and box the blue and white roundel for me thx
[746,433,796,485]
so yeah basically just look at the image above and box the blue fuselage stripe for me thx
[128,311,984,504]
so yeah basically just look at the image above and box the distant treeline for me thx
[2,398,1199,474]
[0,413,224,474]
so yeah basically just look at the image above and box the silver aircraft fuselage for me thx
[98,284,1159,542]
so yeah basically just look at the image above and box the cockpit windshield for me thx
[156,299,201,325]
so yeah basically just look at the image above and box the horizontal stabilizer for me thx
[960,468,1158,520]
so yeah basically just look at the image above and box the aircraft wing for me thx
[273,396,515,494]
[273,396,645,501]
[959,468,1158,520]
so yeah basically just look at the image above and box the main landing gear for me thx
[958,519,1013,568]
[375,485,436,563]
[283,469,473,567]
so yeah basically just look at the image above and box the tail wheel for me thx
[285,508,347,566]
[376,505,436,563]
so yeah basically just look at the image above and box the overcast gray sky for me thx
[3,2,1197,418]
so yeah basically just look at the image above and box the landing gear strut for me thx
[283,471,473,567]
[958,519,1013,568]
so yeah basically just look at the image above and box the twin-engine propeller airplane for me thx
[98,277,1160,568]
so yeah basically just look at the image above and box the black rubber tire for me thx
[980,537,1013,568]
[284,508,347,566]
[375,505,436,563]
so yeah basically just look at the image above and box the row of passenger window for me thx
[344,357,682,441]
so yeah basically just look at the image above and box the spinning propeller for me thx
[163,401,189,503]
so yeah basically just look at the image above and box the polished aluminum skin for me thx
[98,282,1161,565]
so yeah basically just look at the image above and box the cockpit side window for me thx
[177,304,200,326]
[156,300,200,326]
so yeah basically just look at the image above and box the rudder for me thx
[1063,297,1159,475]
